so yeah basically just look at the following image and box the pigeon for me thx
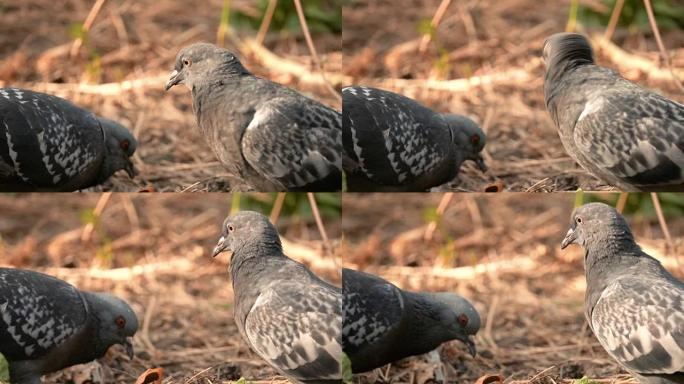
[342,86,487,192]
[165,43,342,192]
[342,268,480,373]
[543,33,684,191]
[212,210,342,383]
[0,268,139,384]
[561,202,684,383]
[0,88,137,191]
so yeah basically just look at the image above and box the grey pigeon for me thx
[561,202,684,383]
[212,211,342,383]
[165,43,342,192]
[0,88,137,191]
[543,33,684,191]
[342,86,487,192]
[0,268,139,384]
[342,268,480,373]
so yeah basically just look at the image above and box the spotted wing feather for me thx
[342,86,452,186]
[0,88,105,188]
[0,269,87,361]
[341,268,403,354]
[572,80,684,189]
[591,276,684,375]
[244,280,342,382]
[241,98,342,191]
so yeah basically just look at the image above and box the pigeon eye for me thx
[227,225,235,232]
[115,316,126,329]
[120,139,130,151]
[182,58,191,67]
[576,216,583,224]
[470,134,480,145]
[457,314,469,327]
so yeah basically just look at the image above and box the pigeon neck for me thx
[229,241,284,279]
[584,235,642,298]
[544,57,593,124]
[400,291,456,351]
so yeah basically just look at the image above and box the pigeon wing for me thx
[342,268,403,354]
[244,281,342,381]
[342,86,453,186]
[240,97,342,191]
[573,88,684,188]
[0,89,105,188]
[591,276,684,375]
[0,269,88,360]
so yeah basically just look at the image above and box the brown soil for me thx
[343,0,684,192]
[0,0,341,192]
[0,193,342,383]
[342,193,684,383]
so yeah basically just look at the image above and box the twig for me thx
[651,193,677,260]
[141,295,159,357]
[424,193,454,241]
[216,0,232,47]
[256,0,278,46]
[615,193,628,213]
[483,294,500,353]
[81,192,112,242]
[418,0,453,53]
[70,0,108,58]
[269,193,286,223]
[603,0,625,41]
[293,0,341,103]
[306,193,334,261]
[643,0,684,91]
[373,68,532,93]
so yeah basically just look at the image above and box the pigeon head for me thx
[561,202,639,255]
[212,210,282,260]
[445,114,487,172]
[98,117,137,181]
[424,292,481,357]
[542,32,594,71]
[165,43,250,91]
[84,292,138,359]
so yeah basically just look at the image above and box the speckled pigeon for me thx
[0,88,137,191]
[212,211,341,383]
[0,268,139,384]
[561,202,684,383]
[165,43,342,192]
[342,268,480,373]
[543,33,684,191]
[342,86,486,192]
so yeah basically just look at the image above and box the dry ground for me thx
[0,0,341,191]
[343,0,684,192]
[342,193,684,383]
[0,193,342,383]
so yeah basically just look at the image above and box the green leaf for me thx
[342,353,353,384]
[572,377,599,384]
[0,354,8,382]
[68,22,86,40]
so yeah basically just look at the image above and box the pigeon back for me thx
[0,268,88,361]
[0,88,105,190]
[342,86,454,188]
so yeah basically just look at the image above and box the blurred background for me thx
[342,192,684,383]
[343,0,684,192]
[0,0,343,191]
[0,192,341,383]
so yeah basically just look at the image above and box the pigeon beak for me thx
[165,70,182,91]
[124,338,134,359]
[474,156,487,172]
[212,236,226,258]
[124,161,137,179]
[561,228,576,250]
[461,336,477,357]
